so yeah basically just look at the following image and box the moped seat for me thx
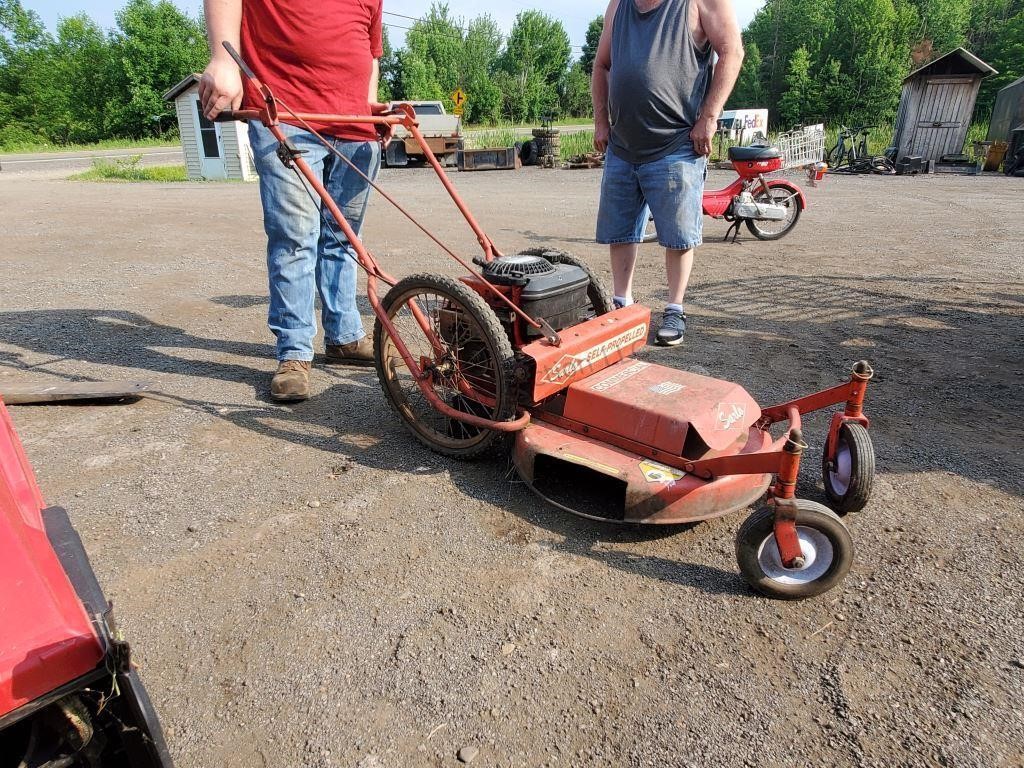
[728,145,782,161]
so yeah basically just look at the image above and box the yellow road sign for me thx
[452,88,467,108]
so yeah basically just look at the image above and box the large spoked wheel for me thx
[516,247,615,318]
[736,500,853,599]
[744,186,802,241]
[373,274,516,459]
[822,422,875,514]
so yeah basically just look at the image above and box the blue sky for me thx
[25,0,765,50]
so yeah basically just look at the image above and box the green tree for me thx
[401,3,464,109]
[727,39,767,108]
[580,15,603,75]
[106,0,208,137]
[496,10,571,121]
[53,15,116,143]
[461,15,502,123]
[0,0,55,145]
[778,45,817,124]
[970,0,1024,114]
[911,0,970,53]
[378,27,398,102]
[558,61,592,117]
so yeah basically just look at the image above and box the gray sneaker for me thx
[656,308,686,346]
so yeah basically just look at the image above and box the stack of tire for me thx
[532,127,560,167]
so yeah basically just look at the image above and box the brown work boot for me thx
[324,337,374,367]
[270,360,312,402]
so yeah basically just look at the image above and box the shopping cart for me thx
[777,124,826,169]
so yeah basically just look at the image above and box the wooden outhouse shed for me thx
[891,48,996,162]
[162,75,256,181]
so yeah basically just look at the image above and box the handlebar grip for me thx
[212,109,239,122]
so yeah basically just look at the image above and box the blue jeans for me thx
[249,122,381,362]
[596,145,706,250]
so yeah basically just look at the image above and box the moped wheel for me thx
[642,214,658,244]
[745,186,801,240]
[516,247,615,318]
[373,274,516,459]
[735,500,853,599]
[822,422,875,514]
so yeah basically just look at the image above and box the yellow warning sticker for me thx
[639,460,685,483]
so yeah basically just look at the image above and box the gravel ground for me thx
[1,165,1023,768]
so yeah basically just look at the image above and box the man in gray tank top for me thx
[592,0,743,345]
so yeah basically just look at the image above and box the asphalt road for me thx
[0,125,594,176]
[0,145,184,173]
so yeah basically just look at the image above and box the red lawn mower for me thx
[219,44,875,599]
[0,401,174,767]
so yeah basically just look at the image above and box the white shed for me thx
[162,74,256,181]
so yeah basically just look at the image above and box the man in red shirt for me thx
[199,0,384,401]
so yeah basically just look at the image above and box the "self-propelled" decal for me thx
[540,324,648,384]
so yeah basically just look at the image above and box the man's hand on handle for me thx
[690,115,716,157]
[369,101,395,148]
[199,57,243,121]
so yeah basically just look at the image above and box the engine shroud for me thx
[478,254,592,339]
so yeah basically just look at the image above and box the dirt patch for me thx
[1,166,1022,767]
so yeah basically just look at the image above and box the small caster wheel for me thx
[822,422,875,513]
[735,500,853,599]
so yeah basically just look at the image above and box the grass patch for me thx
[559,130,596,160]
[1,135,180,155]
[70,155,189,182]
[463,126,521,150]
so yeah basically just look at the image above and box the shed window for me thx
[195,99,221,158]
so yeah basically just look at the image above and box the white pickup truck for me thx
[385,101,463,167]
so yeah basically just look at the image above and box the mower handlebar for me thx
[212,109,261,123]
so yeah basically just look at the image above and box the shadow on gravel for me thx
[506,487,751,597]
[513,229,597,247]
[210,294,269,309]
[0,308,272,392]
[645,273,1024,498]
[0,308,760,596]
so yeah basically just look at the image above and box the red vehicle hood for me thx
[0,401,103,718]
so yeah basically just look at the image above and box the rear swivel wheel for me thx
[373,274,516,458]
[822,422,875,514]
[735,500,853,599]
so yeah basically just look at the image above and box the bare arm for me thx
[368,59,380,103]
[591,0,619,153]
[199,0,243,119]
[690,0,743,155]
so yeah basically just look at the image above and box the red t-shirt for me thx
[241,0,383,141]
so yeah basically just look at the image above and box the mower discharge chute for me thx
[219,43,876,600]
[0,401,173,767]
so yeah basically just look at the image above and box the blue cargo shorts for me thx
[596,145,707,250]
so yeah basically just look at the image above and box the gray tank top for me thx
[608,0,713,164]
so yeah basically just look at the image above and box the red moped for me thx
[645,144,807,243]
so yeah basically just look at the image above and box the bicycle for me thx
[826,126,894,175]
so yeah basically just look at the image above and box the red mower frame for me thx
[217,43,874,597]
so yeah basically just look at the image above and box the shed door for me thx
[910,77,974,160]
[191,98,227,179]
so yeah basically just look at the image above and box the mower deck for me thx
[514,359,775,524]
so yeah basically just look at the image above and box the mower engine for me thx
[477,253,593,343]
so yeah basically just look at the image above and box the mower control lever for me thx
[222,41,256,80]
